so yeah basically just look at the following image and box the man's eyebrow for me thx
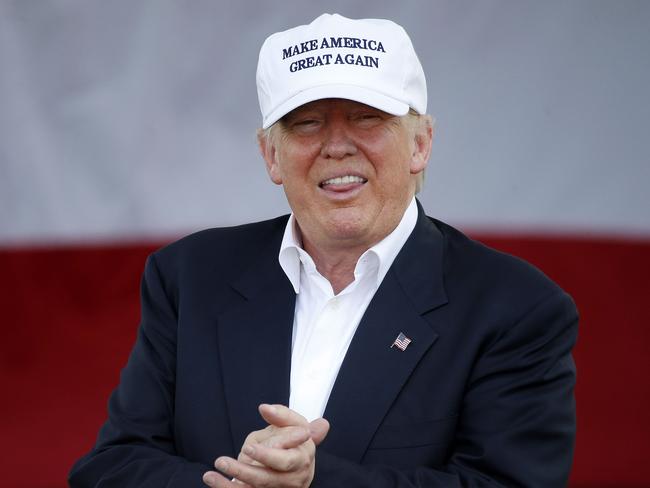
[284,111,321,122]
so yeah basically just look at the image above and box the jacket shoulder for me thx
[146,215,289,289]
[432,217,575,316]
[156,215,287,261]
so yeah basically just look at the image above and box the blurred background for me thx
[1,1,648,486]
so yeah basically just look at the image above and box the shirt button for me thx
[329,297,339,309]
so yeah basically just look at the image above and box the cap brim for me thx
[262,84,409,129]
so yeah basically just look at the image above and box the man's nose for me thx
[320,122,357,159]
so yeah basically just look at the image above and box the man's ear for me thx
[257,128,283,185]
[409,115,434,175]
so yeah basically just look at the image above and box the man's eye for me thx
[355,114,382,126]
[291,119,322,132]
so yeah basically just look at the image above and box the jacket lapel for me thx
[320,203,448,462]
[216,223,296,451]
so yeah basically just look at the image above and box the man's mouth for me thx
[319,175,367,188]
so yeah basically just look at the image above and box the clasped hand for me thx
[203,404,330,488]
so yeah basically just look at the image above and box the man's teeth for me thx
[321,175,366,186]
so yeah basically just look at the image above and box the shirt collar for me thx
[279,197,418,294]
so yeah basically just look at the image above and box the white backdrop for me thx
[1,0,649,245]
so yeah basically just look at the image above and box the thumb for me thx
[309,418,330,446]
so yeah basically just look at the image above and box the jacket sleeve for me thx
[312,290,578,487]
[68,253,211,487]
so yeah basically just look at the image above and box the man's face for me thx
[260,98,431,253]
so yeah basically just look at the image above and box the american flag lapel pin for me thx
[391,332,412,351]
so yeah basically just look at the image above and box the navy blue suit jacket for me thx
[69,204,578,487]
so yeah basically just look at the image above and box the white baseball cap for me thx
[256,13,427,129]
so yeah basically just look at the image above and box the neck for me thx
[302,237,365,294]
[292,197,414,294]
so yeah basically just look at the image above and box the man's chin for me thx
[321,216,378,248]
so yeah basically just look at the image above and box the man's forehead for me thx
[284,98,392,117]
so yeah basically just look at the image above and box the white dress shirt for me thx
[278,198,418,421]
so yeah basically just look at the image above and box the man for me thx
[70,14,578,487]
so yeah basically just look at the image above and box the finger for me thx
[242,425,309,453]
[242,421,294,445]
[242,442,312,473]
[202,470,225,487]
[202,470,251,488]
[309,417,330,446]
[237,451,257,465]
[250,425,310,449]
[215,456,288,487]
[262,425,311,449]
[239,427,309,469]
[258,403,309,428]
[242,426,272,445]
